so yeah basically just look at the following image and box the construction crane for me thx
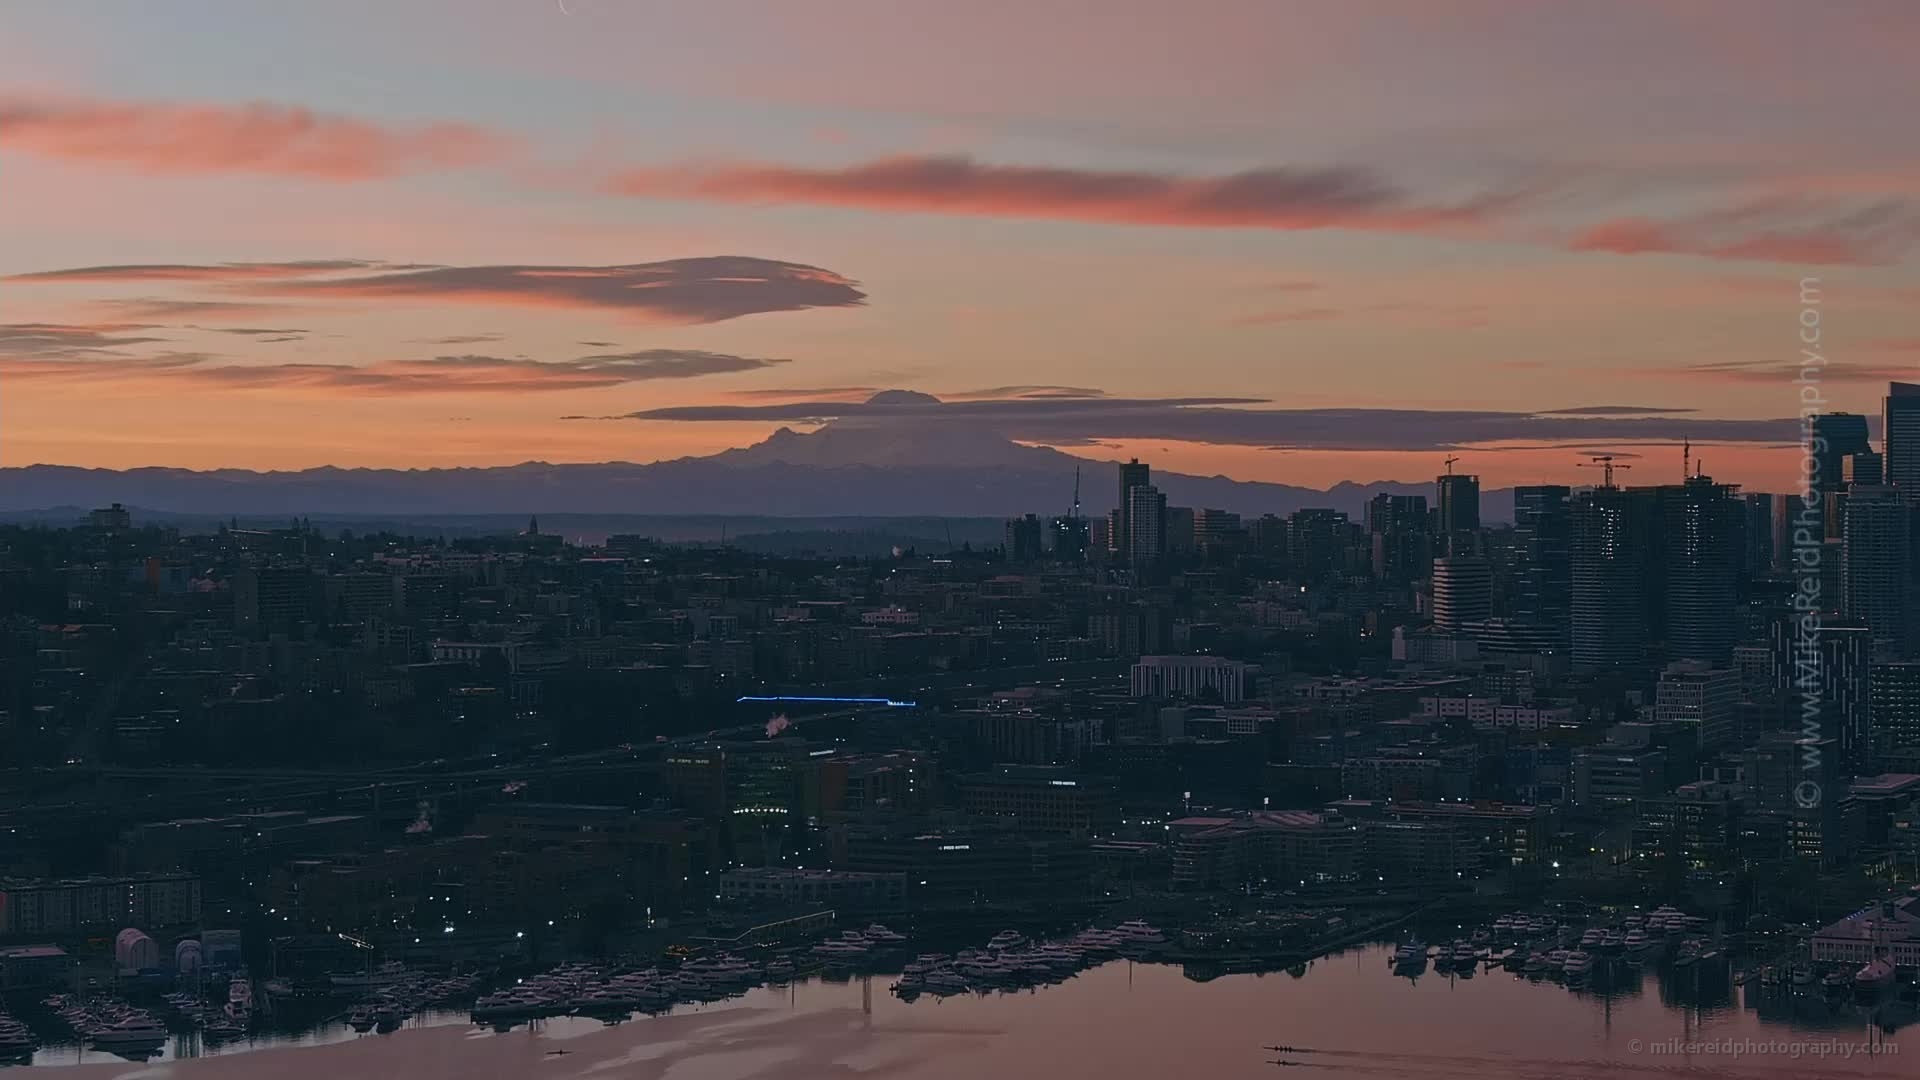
[1442,455,1460,476]
[1070,465,1082,520]
[1577,454,1633,488]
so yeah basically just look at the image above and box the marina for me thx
[3,904,1914,1070]
[3,939,1907,1076]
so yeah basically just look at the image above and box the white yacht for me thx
[1075,929,1123,953]
[1562,950,1595,978]
[812,939,871,961]
[987,930,1028,951]
[1622,928,1650,951]
[1578,928,1604,949]
[224,980,253,1022]
[1113,921,1165,945]
[0,1016,35,1054]
[90,1016,168,1048]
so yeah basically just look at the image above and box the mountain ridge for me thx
[0,419,1517,521]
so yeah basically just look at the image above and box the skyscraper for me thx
[1436,470,1480,553]
[1125,483,1167,567]
[1005,514,1044,563]
[1742,492,1775,579]
[1656,474,1740,664]
[1571,486,1651,666]
[1809,412,1872,497]
[1771,618,1873,775]
[1512,485,1572,642]
[1116,458,1151,561]
[1885,383,1920,492]
[1430,555,1492,633]
[1842,485,1911,654]
[1050,514,1090,564]
[1367,493,1430,584]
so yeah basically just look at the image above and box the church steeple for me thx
[526,515,540,536]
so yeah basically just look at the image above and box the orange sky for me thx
[2,2,1915,494]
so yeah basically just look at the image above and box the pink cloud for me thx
[608,154,1520,234]
[0,95,510,180]
[1569,197,1920,265]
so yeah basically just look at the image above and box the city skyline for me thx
[4,2,1919,490]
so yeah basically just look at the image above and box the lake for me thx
[23,944,1910,1078]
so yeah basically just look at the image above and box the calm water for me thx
[21,945,1911,1078]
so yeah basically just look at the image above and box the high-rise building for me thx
[1769,493,1795,573]
[1166,506,1196,553]
[87,503,133,531]
[1050,515,1090,564]
[1845,452,1884,486]
[1654,661,1740,749]
[1436,470,1480,552]
[1810,412,1872,497]
[1571,486,1651,666]
[1742,492,1775,579]
[1367,493,1431,584]
[1512,485,1572,642]
[1654,474,1740,664]
[1125,483,1167,567]
[1192,508,1242,552]
[1005,514,1044,563]
[1885,383,1920,492]
[1841,485,1911,654]
[1115,459,1151,560]
[233,566,316,632]
[1870,662,1920,758]
[1430,556,1492,633]
[1287,509,1349,581]
[1771,619,1873,775]
[1807,412,1874,543]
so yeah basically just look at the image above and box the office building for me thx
[1131,655,1249,704]
[1742,492,1775,579]
[1872,662,1920,757]
[1845,452,1884,486]
[1654,661,1740,748]
[1811,412,1873,499]
[1287,509,1349,580]
[1512,485,1571,641]
[1192,508,1242,552]
[1436,470,1480,551]
[954,768,1119,836]
[1886,383,1920,492]
[233,566,315,632]
[1842,485,1911,655]
[1772,620,1873,774]
[1430,555,1492,633]
[1367,493,1431,584]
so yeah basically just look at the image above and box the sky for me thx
[2,0,1916,491]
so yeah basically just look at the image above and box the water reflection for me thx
[15,945,1910,1077]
